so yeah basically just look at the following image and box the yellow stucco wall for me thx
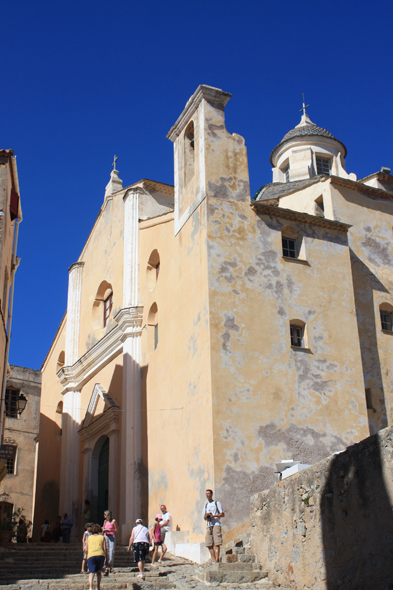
[33,319,65,538]
[139,207,214,540]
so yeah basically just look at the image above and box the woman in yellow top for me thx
[85,524,108,590]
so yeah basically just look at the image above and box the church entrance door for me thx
[97,437,109,525]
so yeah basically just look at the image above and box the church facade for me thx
[34,85,393,544]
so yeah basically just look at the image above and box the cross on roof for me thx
[112,155,118,171]
[299,94,310,117]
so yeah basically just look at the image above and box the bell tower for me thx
[167,85,250,235]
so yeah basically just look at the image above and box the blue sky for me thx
[2,0,392,370]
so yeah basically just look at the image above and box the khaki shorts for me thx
[205,525,222,547]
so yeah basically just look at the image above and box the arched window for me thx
[281,225,306,261]
[146,250,160,292]
[184,121,195,186]
[56,351,65,372]
[148,303,158,350]
[380,303,393,332]
[290,319,307,349]
[92,281,113,330]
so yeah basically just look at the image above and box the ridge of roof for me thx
[251,201,351,233]
[255,175,393,204]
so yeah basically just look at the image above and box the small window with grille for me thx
[380,310,392,332]
[290,324,304,348]
[103,292,113,327]
[6,455,15,474]
[5,389,19,418]
[316,157,331,175]
[282,237,297,259]
[283,164,290,183]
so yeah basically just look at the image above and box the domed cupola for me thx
[270,97,355,183]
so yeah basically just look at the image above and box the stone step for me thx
[199,569,268,584]
[220,552,255,563]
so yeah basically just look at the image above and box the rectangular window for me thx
[154,324,158,349]
[282,237,297,259]
[316,157,331,175]
[5,389,19,418]
[290,325,303,347]
[283,165,290,183]
[103,293,113,327]
[380,311,392,332]
[0,445,17,474]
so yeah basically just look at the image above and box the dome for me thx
[281,124,335,143]
[270,114,347,166]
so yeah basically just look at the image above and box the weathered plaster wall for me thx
[330,185,393,433]
[1,366,41,532]
[139,205,214,541]
[279,181,393,435]
[250,425,393,590]
[278,181,334,220]
[33,319,66,539]
[206,195,369,533]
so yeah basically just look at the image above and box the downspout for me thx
[0,168,22,444]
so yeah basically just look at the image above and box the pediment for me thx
[82,383,118,428]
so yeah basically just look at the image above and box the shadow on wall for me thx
[350,249,388,434]
[321,431,393,589]
[33,413,61,541]
[141,364,149,523]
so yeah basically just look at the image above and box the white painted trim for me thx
[57,306,143,395]
[174,100,206,236]
[83,383,117,428]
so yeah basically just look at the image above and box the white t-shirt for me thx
[133,524,150,544]
[160,511,172,532]
[203,500,223,527]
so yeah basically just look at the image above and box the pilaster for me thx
[59,389,81,540]
[123,187,143,308]
[65,262,84,366]
[116,307,143,544]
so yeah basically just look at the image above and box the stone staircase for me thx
[195,530,270,585]
[0,543,186,589]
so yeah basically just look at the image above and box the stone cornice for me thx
[57,306,143,395]
[123,186,145,202]
[251,202,351,233]
[79,406,119,443]
[167,85,232,143]
[68,261,85,273]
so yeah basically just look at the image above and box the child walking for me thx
[151,514,167,566]
[81,522,93,573]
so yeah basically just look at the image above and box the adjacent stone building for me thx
[0,150,22,444]
[34,85,393,546]
[0,365,41,533]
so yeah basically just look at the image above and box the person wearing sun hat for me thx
[127,518,152,579]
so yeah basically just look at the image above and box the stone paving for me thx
[0,545,296,590]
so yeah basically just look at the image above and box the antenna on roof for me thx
[300,94,309,117]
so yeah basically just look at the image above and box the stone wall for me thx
[250,426,393,590]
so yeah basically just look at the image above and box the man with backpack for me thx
[203,489,225,563]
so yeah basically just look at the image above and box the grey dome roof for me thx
[270,118,347,165]
[281,124,335,143]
